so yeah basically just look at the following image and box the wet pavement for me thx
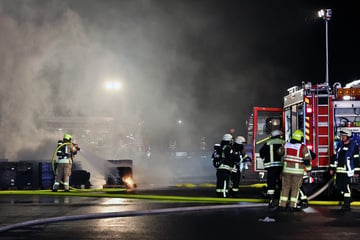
[1,186,360,240]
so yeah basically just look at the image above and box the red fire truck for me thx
[249,80,360,198]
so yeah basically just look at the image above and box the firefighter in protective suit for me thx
[230,136,250,196]
[259,130,285,208]
[52,134,80,192]
[278,129,311,211]
[330,128,360,210]
[216,133,234,198]
[211,143,222,195]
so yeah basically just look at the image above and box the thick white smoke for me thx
[0,4,113,160]
[0,1,215,186]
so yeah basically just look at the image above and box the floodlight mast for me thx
[317,9,332,85]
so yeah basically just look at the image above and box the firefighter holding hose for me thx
[52,133,80,192]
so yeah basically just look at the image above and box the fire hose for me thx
[0,203,267,232]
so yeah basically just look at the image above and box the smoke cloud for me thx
[0,1,220,185]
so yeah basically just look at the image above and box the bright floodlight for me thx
[105,81,122,90]
[318,9,332,21]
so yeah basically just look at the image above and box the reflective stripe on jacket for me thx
[218,163,233,171]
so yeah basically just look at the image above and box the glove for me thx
[347,170,354,177]
[74,143,80,151]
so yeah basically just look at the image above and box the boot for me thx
[299,199,308,208]
[341,197,352,211]
[268,195,276,208]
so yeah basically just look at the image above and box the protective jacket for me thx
[330,140,360,177]
[218,140,234,171]
[260,137,285,169]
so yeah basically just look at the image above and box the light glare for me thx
[317,10,324,18]
[105,81,122,90]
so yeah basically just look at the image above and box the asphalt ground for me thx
[1,185,360,240]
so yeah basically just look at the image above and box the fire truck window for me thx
[264,117,282,134]
[297,105,304,130]
[291,105,297,133]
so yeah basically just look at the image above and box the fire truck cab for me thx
[250,80,360,196]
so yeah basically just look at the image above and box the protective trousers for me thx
[279,173,303,208]
[216,169,231,198]
[335,173,352,207]
[230,167,241,195]
[266,166,283,198]
[266,166,283,207]
[53,163,72,190]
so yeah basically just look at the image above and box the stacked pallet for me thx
[0,160,91,190]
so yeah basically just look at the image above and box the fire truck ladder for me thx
[315,85,331,167]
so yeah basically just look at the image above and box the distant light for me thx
[343,95,351,100]
[306,107,312,113]
[178,120,182,124]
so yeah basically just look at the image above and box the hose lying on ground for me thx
[0,203,267,232]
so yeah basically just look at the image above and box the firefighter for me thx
[211,143,222,195]
[230,136,250,196]
[278,129,311,211]
[216,133,234,198]
[52,134,80,192]
[330,128,360,211]
[259,130,285,208]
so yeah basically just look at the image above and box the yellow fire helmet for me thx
[63,133,72,141]
[292,129,304,142]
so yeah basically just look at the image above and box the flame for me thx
[122,176,135,189]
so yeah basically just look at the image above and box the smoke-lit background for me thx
[0,0,359,186]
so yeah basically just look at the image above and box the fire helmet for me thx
[214,143,221,150]
[223,133,233,141]
[63,134,72,141]
[340,128,352,138]
[235,136,246,144]
[271,130,282,138]
[291,129,304,142]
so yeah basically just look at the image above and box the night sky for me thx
[0,0,359,158]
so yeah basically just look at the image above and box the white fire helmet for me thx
[223,133,233,141]
[340,128,352,137]
[271,130,282,138]
[235,136,246,144]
